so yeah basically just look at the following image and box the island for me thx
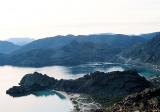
[6,70,151,98]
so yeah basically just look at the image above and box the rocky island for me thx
[7,70,151,98]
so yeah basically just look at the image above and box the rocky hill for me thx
[104,88,160,112]
[6,70,151,98]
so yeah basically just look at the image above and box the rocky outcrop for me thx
[149,76,160,89]
[6,70,152,98]
[105,88,160,112]
[19,72,57,87]
[6,72,57,97]
[6,85,47,97]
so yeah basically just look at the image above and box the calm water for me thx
[0,62,160,112]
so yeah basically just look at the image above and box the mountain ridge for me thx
[0,34,146,67]
[1,32,160,67]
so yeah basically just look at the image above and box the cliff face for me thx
[6,71,151,98]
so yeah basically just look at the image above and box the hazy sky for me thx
[0,0,160,40]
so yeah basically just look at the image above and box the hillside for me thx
[0,41,19,54]
[0,53,7,65]
[117,34,160,65]
[105,88,160,112]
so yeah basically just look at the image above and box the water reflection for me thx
[33,90,66,99]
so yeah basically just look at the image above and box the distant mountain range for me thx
[0,32,160,67]
[7,38,34,46]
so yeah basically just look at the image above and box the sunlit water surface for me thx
[0,62,160,112]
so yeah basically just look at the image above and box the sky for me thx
[0,0,160,40]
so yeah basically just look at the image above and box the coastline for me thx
[67,93,101,112]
